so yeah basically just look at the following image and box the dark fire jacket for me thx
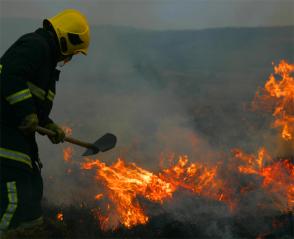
[0,28,60,171]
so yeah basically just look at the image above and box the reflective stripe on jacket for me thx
[0,28,59,169]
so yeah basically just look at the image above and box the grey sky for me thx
[0,0,293,30]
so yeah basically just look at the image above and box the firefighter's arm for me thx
[1,38,46,132]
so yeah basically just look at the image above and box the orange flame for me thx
[254,60,294,140]
[95,193,104,200]
[63,147,73,162]
[57,212,63,221]
[81,156,228,230]
[80,148,293,230]
[74,61,294,231]
[62,126,73,163]
[81,158,174,229]
[233,148,294,212]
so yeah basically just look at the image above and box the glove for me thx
[19,113,39,135]
[45,123,65,144]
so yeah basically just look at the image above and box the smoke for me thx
[38,26,292,238]
[1,18,293,236]
[38,26,219,204]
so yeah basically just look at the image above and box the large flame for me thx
[61,60,293,231]
[81,158,175,230]
[80,151,293,230]
[232,148,293,212]
[254,60,294,140]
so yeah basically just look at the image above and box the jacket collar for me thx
[35,28,59,68]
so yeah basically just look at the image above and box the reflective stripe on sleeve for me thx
[47,90,55,101]
[6,89,32,105]
[0,182,18,230]
[0,147,32,168]
[27,81,46,100]
[0,64,2,74]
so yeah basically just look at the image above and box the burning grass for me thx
[79,152,293,232]
[39,60,293,238]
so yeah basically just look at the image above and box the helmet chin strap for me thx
[57,55,72,67]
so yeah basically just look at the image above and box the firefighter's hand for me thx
[19,113,39,135]
[45,123,65,144]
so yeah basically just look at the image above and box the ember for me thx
[63,146,73,162]
[95,193,104,200]
[57,212,64,221]
[62,126,74,163]
[62,126,73,136]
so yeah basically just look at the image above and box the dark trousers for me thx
[0,163,43,231]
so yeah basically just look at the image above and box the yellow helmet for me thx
[44,9,90,56]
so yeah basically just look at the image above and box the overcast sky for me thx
[0,0,293,30]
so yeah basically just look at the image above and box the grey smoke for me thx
[1,17,293,236]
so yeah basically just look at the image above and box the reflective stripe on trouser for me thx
[0,182,18,230]
[5,89,32,105]
[0,147,32,168]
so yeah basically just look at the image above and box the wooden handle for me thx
[36,126,96,150]
[64,136,94,149]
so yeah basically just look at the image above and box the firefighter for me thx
[0,9,90,232]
